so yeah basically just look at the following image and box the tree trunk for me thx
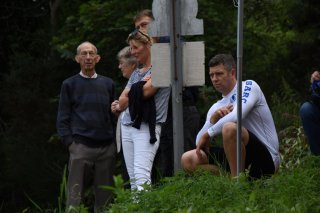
[50,0,62,33]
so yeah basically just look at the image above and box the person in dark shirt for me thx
[56,41,116,212]
[300,70,320,155]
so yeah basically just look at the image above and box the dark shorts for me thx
[208,146,230,171]
[207,131,275,179]
[245,131,275,179]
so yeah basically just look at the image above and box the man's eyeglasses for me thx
[79,51,97,58]
[128,28,151,42]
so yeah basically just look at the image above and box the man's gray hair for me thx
[76,41,98,55]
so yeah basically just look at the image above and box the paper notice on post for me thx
[182,41,205,86]
[151,41,205,87]
[151,43,171,87]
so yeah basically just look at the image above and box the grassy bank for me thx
[108,155,320,213]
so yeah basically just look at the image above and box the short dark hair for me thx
[133,9,154,24]
[208,54,235,72]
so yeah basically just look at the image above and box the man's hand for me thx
[210,105,233,124]
[311,71,320,83]
[196,132,210,160]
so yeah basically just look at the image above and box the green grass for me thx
[20,123,319,213]
[107,155,320,213]
[19,154,320,213]
[106,122,319,213]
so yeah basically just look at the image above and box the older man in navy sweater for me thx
[57,41,116,212]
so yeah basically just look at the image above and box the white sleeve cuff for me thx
[207,127,215,137]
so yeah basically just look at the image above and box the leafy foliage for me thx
[1,0,320,211]
[279,126,309,170]
[51,0,152,82]
[270,77,301,130]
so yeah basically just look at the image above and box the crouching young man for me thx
[181,54,280,179]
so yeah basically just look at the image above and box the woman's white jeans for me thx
[121,122,161,191]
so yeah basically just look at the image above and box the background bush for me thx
[1,0,320,211]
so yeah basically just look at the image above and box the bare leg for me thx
[222,122,249,177]
[181,149,221,175]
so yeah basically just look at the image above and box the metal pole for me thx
[170,0,184,172]
[236,0,244,177]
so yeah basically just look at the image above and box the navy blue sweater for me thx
[56,74,116,147]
